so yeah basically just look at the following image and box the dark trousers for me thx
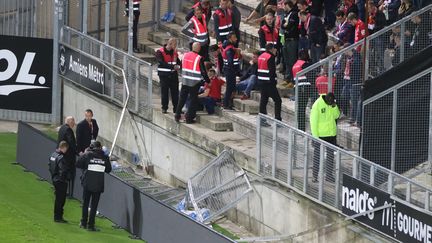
[176,83,200,122]
[310,44,325,64]
[54,181,67,220]
[67,166,76,197]
[160,75,179,112]
[223,70,236,108]
[199,97,218,114]
[133,14,139,49]
[282,39,299,82]
[81,190,101,227]
[312,136,337,180]
[259,83,282,120]
[324,0,337,28]
[297,84,311,131]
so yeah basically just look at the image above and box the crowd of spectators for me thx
[158,0,431,126]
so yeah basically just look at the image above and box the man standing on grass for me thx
[49,141,70,223]
[57,116,77,198]
[76,141,111,231]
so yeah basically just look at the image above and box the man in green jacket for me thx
[310,92,340,183]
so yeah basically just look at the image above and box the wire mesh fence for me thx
[187,150,253,223]
[294,5,432,155]
[362,68,432,175]
[257,114,432,214]
[61,26,154,120]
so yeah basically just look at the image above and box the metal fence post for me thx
[294,76,299,128]
[406,181,411,203]
[123,55,128,103]
[82,0,87,34]
[147,65,153,109]
[400,22,405,62]
[364,38,370,80]
[428,72,432,173]
[110,49,115,99]
[352,158,358,179]
[51,0,63,124]
[334,151,341,208]
[302,138,309,193]
[104,0,110,45]
[387,173,393,194]
[327,57,333,93]
[271,122,277,178]
[370,164,375,186]
[256,115,262,173]
[135,61,140,112]
[318,143,325,201]
[287,129,293,186]
[127,0,133,55]
[391,90,398,172]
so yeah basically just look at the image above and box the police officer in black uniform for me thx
[49,141,70,223]
[76,141,112,231]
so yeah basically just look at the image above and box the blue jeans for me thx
[236,75,257,97]
[199,97,218,114]
[341,79,352,116]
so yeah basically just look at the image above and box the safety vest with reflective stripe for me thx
[214,8,232,38]
[257,52,272,83]
[190,14,209,44]
[292,59,308,84]
[157,47,178,75]
[260,24,278,51]
[221,44,240,71]
[125,0,141,12]
[182,51,202,87]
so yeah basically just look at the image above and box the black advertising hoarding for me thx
[0,35,53,113]
[59,44,104,94]
[342,174,432,242]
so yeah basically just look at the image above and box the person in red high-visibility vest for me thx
[155,38,181,114]
[292,50,312,131]
[124,0,141,52]
[257,43,282,121]
[175,42,210,124]
[182,5,209,60]
[213,0,233,43]
[258,10,279,52]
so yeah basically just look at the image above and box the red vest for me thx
[315,75,335,94]
[221,44,240,70]
[190,14,208,44]
[292,60,307,81]
[257,52,272,82]
[157,47,178,74]
[260,24,278,50]
[182,51,202,86]
[214,8,232,39]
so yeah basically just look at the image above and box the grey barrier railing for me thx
[15,121,234,243]
[362,67,432,177]
[61,26,154,121]
[256,113,432,214]
[294,5,432,142]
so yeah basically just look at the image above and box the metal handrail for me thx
[257,113,432,213]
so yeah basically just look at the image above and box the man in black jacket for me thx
[57,116,77,197]
[76,109,99,153]
[76,141,112,231]
[281,0,299,86]
[236,50,259,99]
[49,141,70,223]
[299,10,328,63]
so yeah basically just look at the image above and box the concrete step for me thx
[149,31,171,46]
[138,39,162,56]
[197,114,233,132]
[233,98,259,115]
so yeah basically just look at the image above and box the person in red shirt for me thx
[198,69,225,114]
[315,68,336,95]
[347,12,366,43]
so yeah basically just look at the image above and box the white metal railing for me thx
[256,113,432,214]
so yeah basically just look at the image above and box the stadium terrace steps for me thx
[233,99,259,115]
[197,113,234,131]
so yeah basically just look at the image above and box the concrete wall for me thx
[63,80,213,186]
[63,81,392,242]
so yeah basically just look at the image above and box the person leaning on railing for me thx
[310,92,340,183]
